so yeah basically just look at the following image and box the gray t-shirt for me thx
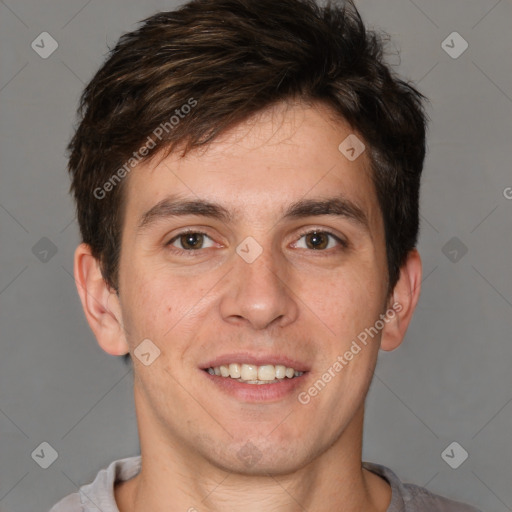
[49,456,482,512]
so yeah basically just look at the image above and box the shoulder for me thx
[48,455,142,512]
[362,461,483,512]
[400,481,483,511]
[48,492,83,512]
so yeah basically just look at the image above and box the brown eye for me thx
[305,231,329,250]
[180,233,204,250]
[293,230,346,251]
[167,231,215,252]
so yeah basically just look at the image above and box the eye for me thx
[167,231,216,252]
[293,230,346,251]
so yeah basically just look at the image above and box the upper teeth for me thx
[206,363,303,382]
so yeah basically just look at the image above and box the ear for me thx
[380,249,422,352]
[73,243,129,356]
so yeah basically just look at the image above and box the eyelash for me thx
[166,228,348,256]
[165,229,215,257]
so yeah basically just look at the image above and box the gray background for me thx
[0,0,511,511]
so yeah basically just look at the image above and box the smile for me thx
[205,363,304,384]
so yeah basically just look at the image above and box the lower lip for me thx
[201,370,307,403]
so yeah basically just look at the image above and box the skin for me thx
[74,101,422,512]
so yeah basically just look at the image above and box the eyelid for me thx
[165,227,348,255]
[165,226,218,243]
[166,229,218,253]
[292,228,348,250]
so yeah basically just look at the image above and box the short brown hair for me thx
[68,0,428,293]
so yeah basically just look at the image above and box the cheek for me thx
[120,268,174,343]
[120,267,214,358]
[297,263,385,342]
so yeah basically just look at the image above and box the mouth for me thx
[200,355,309,402]
[203,363,304,384]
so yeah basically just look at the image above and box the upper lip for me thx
[200,353,310,372]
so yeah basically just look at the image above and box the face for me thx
[116,101,391,475]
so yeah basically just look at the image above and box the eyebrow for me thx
[138,196,233,230]
[137,195,369,233]
[283,197,369,230]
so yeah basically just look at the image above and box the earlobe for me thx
[73,243,129,356]
[380,249,422,352]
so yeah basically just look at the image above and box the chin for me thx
[202,436,318,477]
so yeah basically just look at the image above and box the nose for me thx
[219,240,299,331]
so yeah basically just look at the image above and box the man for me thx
[50,0,482,510]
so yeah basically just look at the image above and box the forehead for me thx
[122,101,383,235]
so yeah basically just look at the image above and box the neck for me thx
[115,392,391,512]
